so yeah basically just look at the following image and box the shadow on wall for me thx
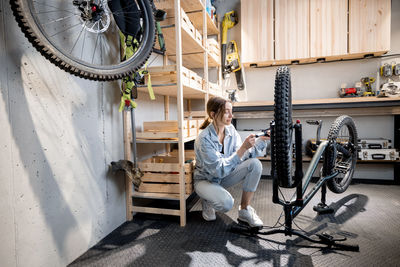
[2,3,124,264]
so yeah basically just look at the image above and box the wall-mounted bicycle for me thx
[232,66,360,251]
[10,0,156,80]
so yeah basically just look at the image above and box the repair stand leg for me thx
[313,182,334,214]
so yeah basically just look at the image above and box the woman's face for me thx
[216,102,233,126]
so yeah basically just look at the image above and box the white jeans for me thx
[194,158,263,213]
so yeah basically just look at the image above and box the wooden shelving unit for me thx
[124,0,222,226]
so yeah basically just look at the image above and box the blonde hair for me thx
[199,96,231,129]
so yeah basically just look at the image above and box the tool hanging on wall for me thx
[221,11,245,90]
[153,9,167,55]
[225,40,244,90]
[221,11,237,73]
[380,63,393,77]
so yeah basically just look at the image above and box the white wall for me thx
[0,0,173,266]
[213,0,400,180]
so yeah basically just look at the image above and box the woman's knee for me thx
[215,194,234,212]
[247,158,263,174]
[220,196,234,212]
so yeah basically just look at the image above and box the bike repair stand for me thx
[307,120,335,215]
[231,120,358,251]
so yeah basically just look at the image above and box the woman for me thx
[194,96,269,227]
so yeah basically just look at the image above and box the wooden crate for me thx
[138,156,194,194]
[195,29,203,45]
[139,120,199,139]
[189,72,203,91]
[207,38,220,55]
[208,82,221,96]
[146,65,191,86]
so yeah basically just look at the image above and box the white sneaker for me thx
[238,205,263,228]
[202,199,216,221]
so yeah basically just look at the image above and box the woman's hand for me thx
[242,134,256,149]
[237,134,256,158]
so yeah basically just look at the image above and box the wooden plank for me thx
[161,8,205,55]
[349,0,391,54]
[137,84,205,99]
[187,11,219,35]
[232,106,400,119]
[138,161,193,173]
[136,131,179,139]
[132,206,181,216]
[138,183,193,194]
[184,110,206,118]
[233,97,400,107]
[169,53,204,69]
[241,0,274,64]
[275,0,309,60]
[133,192,181,200]
[141,172,192,183]
[143,120,179,132]
[154,0,203,16]
[310,0,348,57]
[123,111,133,221]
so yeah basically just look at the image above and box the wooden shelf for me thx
[137,84,205,99]
[244,51,388,68]
[162,24,205,55]
[138,65,206,99]
[136,135,197,143]
[233,96,400,119]
[208,50,220,67]
[187,11,219,35]
[155,0,204,16]
[258,156,400,163]
[133,192,192,200]
[169,53,205,69]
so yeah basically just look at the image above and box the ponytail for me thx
[199,117,212,130]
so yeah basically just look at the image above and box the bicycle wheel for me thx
[324,115,358,193]
[10,0,155,81]
[273,66,294,188]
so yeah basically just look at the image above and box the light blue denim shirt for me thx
[194,123,268,183]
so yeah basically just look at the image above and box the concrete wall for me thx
[214,0,400,180]
[0,1,171,266]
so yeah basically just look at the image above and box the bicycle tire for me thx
[324,115,358,193]
[10,0,156,81]
[273,66,294,188]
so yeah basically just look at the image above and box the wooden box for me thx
[189,72,203,91]
[138,156,194,194]
[139,120,199,139]
[208,82,221,96]
[195,29,203,45]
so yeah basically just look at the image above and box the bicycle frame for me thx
[270,120,339,234]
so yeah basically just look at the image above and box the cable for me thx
[262,210,285,229]
[252,53,400,69]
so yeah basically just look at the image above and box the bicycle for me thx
[10,0,156,81]
[232,66,360,251]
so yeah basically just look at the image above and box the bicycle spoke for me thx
[49,22,81,38]
[41,14,80,26]
[91,33,100,64]
[33,1,77,15]
[70,22,88,54]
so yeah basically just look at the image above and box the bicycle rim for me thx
[325,115,358,193]
[11,0,155,80]
[274,66,295,188]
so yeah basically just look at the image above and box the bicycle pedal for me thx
[334,162,351,173]
[317,233,346,242]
